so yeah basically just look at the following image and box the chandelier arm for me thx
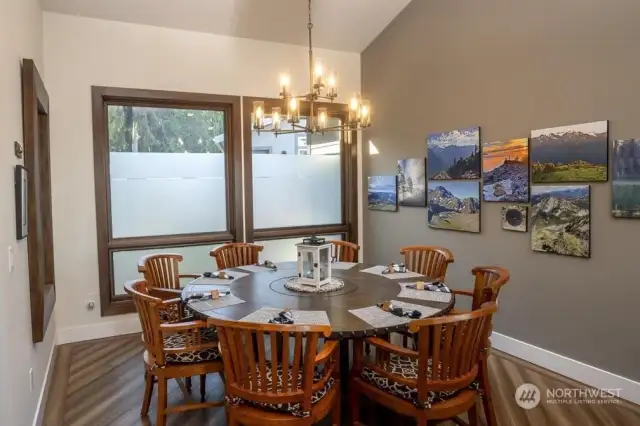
[307,0,315,132]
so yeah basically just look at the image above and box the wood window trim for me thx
[22,59,56,343]
[92,87,243,316]
[242,97,358,245]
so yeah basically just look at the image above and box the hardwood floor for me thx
[43,334,640,426]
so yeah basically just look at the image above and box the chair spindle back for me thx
[329,240,360,262]
[210,243,264,270]
[138,253,183,290]
[400,246,454,280]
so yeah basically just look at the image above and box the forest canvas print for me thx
[612,139,640,218]
[428,181,480,233]
[502,205,528,232]
[397,158,426,207]
[531,185,590,258]
[530,121,608,183]
[482,138,529,202]
[368,176,398,211]
[427,127,481,180]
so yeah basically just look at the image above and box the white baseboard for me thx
[32,333,57,426]
[57,315,141,345]
[492,332,640,406]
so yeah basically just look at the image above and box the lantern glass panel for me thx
[319,247,330,281]
[302,251,315,279]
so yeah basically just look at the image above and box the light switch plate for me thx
[8,246,14,273]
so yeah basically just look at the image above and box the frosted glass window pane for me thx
[252,117,342,229]
[258,234,342,263]
[112,244,221,295]
[108,105,227,238]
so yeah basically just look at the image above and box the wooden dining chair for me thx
[125,279,225,426]
[138,253,199,290]
[399,246,454,280]
[328,240,360,262]
[209,243,264,270]
[450,266,510,426]
[209,318,340,426]
[351,303,498,426]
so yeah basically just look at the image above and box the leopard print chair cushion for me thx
[227,363,334,418]
[163,328,220,363]
[158,304,195,323]
[361,354,478,408]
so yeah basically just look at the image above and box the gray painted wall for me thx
[362,0,640,381]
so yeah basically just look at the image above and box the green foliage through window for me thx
[108,105,225,153]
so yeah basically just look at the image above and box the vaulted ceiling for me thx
[41,0,412,52]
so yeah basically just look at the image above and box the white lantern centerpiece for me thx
[296,236,332,288]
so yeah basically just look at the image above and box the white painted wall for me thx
[0,1,57,425]
[42,12,362,342]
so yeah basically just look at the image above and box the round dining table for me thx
[181,262,455,424]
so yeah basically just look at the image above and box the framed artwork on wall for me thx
[427,126,481,180]
[530,121,608,183]
[612,139,640,218]
[14,165,28,240]
[482,138,530,202]
[427,180,480,233]
[368,175,398,211]
[531,185,590,258]
[397,158,426,207]
[501,205,528,232]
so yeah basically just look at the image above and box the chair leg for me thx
[156,377,168,426]
[228,410,239,426]
[185,376,192,391]
[141,371,154,417]
[350,385,360,425]
[479,354,497,426]
[365,343,371,356]
[468,399,480,426]
[200,374,207,402]
[331,392,341,426]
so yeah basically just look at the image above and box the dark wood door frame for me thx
[92,86,243,316]
[22,59,56,343]
[242,97,359,245]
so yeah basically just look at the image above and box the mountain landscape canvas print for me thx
[531,185,590,258]
[502,205,528,232]
[428,181,480,233]
[368,176,398,211]
[397,158,426,207]
[427,126,481,180]
[483,138,529,202]
[530,121,608,183]
[612,139,640,218]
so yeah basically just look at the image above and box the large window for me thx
[92,87,242,315]
[243,97,358,249]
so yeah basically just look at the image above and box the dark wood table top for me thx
[182,262,455,339]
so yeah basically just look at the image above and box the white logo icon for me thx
[515,383,541,410]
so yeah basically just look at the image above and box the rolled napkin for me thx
[381,262,407,274]
[257,260,277,270]
[376,301,421,319]
[406,281,451,293]
[268,309,294,324]
[202,271,235,280]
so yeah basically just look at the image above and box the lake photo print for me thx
[427,126,481,180]
[531,185,590,258]
[428,181,480,233]
[368,175,398,211]
[397,158,426,207]
[482,138,529,202]
[530,121,608,183]
[613,139,640,218]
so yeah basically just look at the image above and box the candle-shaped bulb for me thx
[360,99,371,127]
[288,98,299,123]
[272,107,282,131]
[317,107,328,130]
[280,73,290,97]
[252,100,265,129]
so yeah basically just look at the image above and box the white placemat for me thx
[188,294,246,311]
[331,262,358,270]
[235,264,277,273]
[397,283,453,303]
[240,307,330,325]
[349,300,441,328]
[360,265,425,280]
[190,270,249,286]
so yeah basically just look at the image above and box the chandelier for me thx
[252,0,371,135]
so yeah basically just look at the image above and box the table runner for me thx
[240,307,330,325]
[360,265,425,280]
[187,294,246,312]
[397,282,453,303]
[189,270,249,286]
[349,300,441,328]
